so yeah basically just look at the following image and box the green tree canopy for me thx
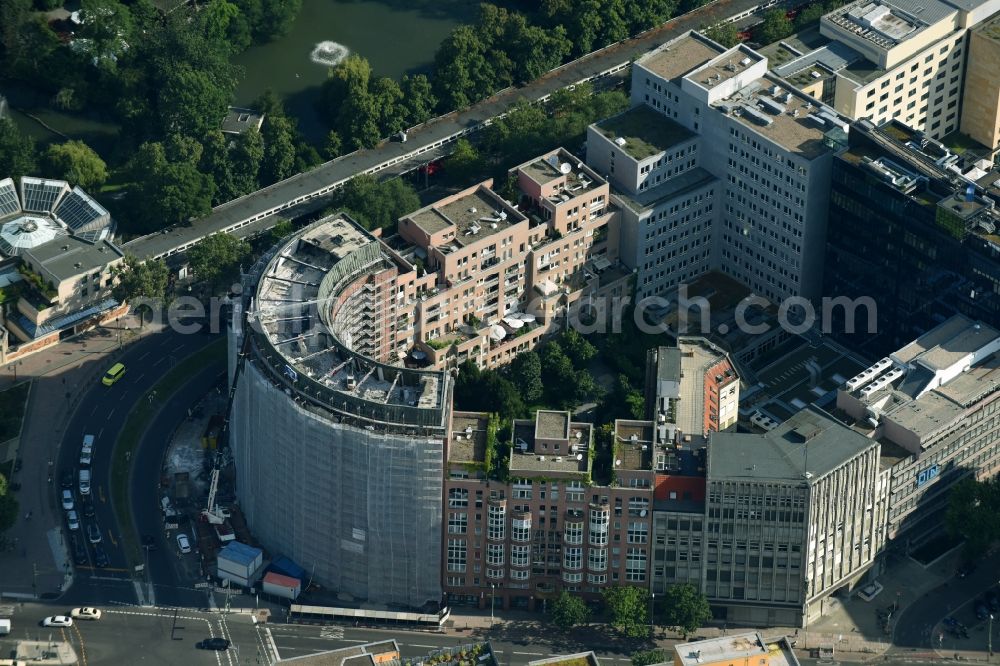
[44,140,108,189]
[0,119,37,182]
[509,350,543,404]
[603,586,650,639]
[660,583,712,638]
[112,255,170,306]
[549,591,591,630]
[400,74,437,126]
[703,21,741,47]
[335,175,420,232]
[946,477,1000,558]
[757,9,794,45]
[631,649,668,666]
[127,136,215,233]
[187,233,251,290]
[444,138,482,183]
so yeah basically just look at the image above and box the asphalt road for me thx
[56,326,221,605]
[891,548,1000,660]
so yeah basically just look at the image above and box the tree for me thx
[433,25,498,110]
[757,9,793,45]
[401,74,437,126]
[704,21,741,47]
[540,342,577,405]
[549,591,591,630]
[371,77,407,137]
[268,219,295,245]
[230,126,264,195]
[0,119,37,182]
[660,583,712,639]
[240,0,303,42]
[44,140,108,189]
[603,586,650,638]
[444,138,481,183]
[187,233,251,290]
[111,255,169,305]
[158,64,234,138]
[561,329,597,366]
[946,477,1000,558]
[127,138,215,232]
[200,130,238,204]
[324,131,343,160]
[631,650,668,666]
[261,114,298,184]
[335,175,420,232]
[0,476,17,534]
[198,0,251,53]
[509,351,543,403]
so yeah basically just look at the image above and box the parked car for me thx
[176,533,192,554]
[196,638,230,651]
[65,510,79,531]
[82,500,95,518]
[41,616,73,628]
[60,472,74,489]
[61,490,74,511]
[93,546,109,568]
[87,523,102,544]
[70,608,101,621]
[78,469,91,496]
[101,363,126,386]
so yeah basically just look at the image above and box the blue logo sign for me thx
[917,464,940,487]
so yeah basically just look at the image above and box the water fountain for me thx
[310,41,350,67]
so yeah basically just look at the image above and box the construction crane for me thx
[202,453,228,525]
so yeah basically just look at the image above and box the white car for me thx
[66,510,79,531]
[61,489,74,511]
[176,533,192,554]
[70,607,102,620]
[42,616,73,627]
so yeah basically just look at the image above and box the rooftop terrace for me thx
[594,106,696,160]
[519,149,606,197]
[449,412,489,464]
[407,187,523,248]
[614,420,654,470]
[510,412,592,475]
[675,633,799,666]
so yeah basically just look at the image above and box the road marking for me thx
[513,652,544,656]
[136,373,145,382]
[407,644,440,649]
[72,623,89,666]
[320,627,344,639]
[137,352,150,361]
[77,568,131,575]
[98,428,104,439]
[98,486,106,503]
[106,408,115,420]
[107,529,118,546]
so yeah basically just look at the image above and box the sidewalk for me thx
[0,314,164,599]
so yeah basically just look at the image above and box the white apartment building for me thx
[770,0,1000,140]
[588,34,845,304]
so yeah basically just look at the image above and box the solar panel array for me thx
[0,178,20,217]
[21,178,67,213]
[54,187,108,232]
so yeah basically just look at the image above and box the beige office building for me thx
[960,14,1000,149]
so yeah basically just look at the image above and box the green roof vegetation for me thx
[596,106,694,160]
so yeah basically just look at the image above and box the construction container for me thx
[269,556,307,583]
[262,572,301,600]
[217,542,263,587]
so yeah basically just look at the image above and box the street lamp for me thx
[490,583,496,629]
[990,614,994,661]
[650,592,655,638]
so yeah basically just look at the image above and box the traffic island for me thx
[110,337,226,569]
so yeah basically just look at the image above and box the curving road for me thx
[56,326,222,605]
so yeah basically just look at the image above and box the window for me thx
[513,481,532,500]
[511,516,531,542]
[448,512,467,534]
[510,569,529,580]
[447,539,467,572]
[567,481,584,503]
[588,548,608,572]
[587,573,607,584]
[487,543,504,566]
[449,488,468,508]
[511,544,530,567]
[626,548,647,582]
[565,521,584,545]
[627,522,649,544]
[488,504,506,541]
[487,567,504,579]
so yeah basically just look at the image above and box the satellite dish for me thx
[640,509,647,517]
[576,453,583,461]
[559,162,572,174]
[615,459,621,466]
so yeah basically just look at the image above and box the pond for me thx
[231,0,477,141]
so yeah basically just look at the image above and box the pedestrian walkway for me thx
[0,314,163,599]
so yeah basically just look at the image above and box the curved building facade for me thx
[229,214,448,608]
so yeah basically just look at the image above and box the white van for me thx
[80,434,95,466]
[0,618,11,635]
[79,469,91,495]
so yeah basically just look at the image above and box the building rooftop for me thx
[22,234,123,280]
[510,412,592,475]
[221,106,265,135]
[677,337,737,436]
[407,187,524,247]
[675,633,799,666]
[518,148,607,196]
[976,11,1000,40]
[688,45,765,88]
[527,653,601,666]
[449,412,489,463]
[594,106,696,161]
[717,75,846,159]
[614,168,717,215]
[640,33,724,81]
[893,314,1000,371]
[709,406,874,482]
[823,0,955,51]
[276,640,399,665]
[614,420,654,470]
